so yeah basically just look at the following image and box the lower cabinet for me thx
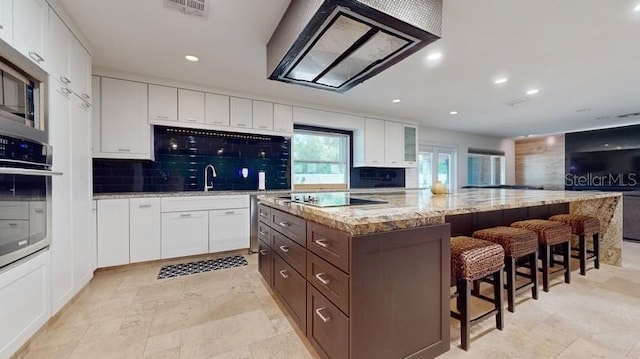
[307,285,349,359]
[97,199,130,267]
[130,198,161,263]
[273,254,307,331]
[209,208,249,252]
[258,239,272,286]
[161,211,209,258]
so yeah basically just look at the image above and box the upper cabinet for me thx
[355,118,385,166]
[384,121,403,166]
[178,89,205,124]
[149,84,177,122]
[403,125,418,167]
[13,0,48,70]
[205,93,229,126]
[47,8,71,87]
[70,39,91,103]
[230,97,252,128]
[252,100,273,131]
[0,0,13,46]
[98,77,151,159]
[354,118,418,168]
[273,104,293,134]
[91,76,101,156]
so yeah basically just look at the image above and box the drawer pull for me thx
[118,148,131,152]
[180,213,192,218]
[34,209,44,213]
[314,272,331,285]
[138,204,152,208]
[259,212,268,217]
[278,221,291,227]
[314,238,329,248]
[259,231,268,236]
[60,76,71,85]
[315,308,332,323]
[29,51,44,63]
[279,270,289,279]
[18,240,28,247]
[259,249,267,255]
[8,223,18,227]
[225,211,235,215]
[279,245,289,253]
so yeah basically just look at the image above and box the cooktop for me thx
[280,193,387,207]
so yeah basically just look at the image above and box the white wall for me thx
[414,126,515,189]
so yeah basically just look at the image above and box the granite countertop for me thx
[258,189,622,235]
[92,187,416,200]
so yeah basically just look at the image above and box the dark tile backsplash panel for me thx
[93,126,290,193]
[351,167,405,188]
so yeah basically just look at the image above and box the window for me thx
[292,129,349,189]
[419,145,456,190]
[467,149,506,186]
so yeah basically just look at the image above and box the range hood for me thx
[267,0,442,93]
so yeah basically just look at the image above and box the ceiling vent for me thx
[163,0,209,18]
[267,0,442,93]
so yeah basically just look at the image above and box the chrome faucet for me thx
[204,164,217,191]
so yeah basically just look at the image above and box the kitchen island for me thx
[257,189,622,359]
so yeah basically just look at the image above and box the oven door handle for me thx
[0,168,63,176]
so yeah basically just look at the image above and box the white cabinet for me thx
[273,104,293,134]
[47,8,71,87]
[0,0,13,46]
[209,208,249,252]
[161,211,209,258]
[149,84,177,122]
[403,125,418,167]
[384,121,403,167]
[99,77,151,159]
[97,199,130,268]
[91,200,97,272]
[13,0,48,69]
[230,97,252,128]
[130,198,161,263]
[0,251,50,359]
[70,40,92,103]
[205,93,230,126]
[178,89,205,124]
[91,76,101,155]
[354,118,385,166]
[252,100,273,131]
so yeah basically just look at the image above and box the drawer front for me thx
[271,209,306,246]
[273,254,307,332]
[257,221,271,243]
[258,239,273,287]
[161,195,249,212]
[258,204,271,224]
[307,284,349,359]
[307,252,349,315]
[307,222,350,273]
[272,230,306,276]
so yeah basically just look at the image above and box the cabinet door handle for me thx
[279,245,289,253]
[180,213,192,218]
[60,76,71,85]
[258,126,267,129]
[81,102,91,109]
[156,115,169,119]
[314,272,331,285]
[315,308,332,323]
[225,211,235,215]
[61,87,72,95]
[259,249,267,255]
[34,209,44,213]
[236,123,246,127]
[184,117,198,122]
[8,223,18,227]
[213,121,223,124]
[314,238,329,248]
[118,148,131,152]
[18,240,28,247]
[279,270,289,279]
[259,231,268,236]
[259,212,268,217]
[278,221,290,227]
[29,52,44,63]
[82,93,90,100]
[138,204,152,208]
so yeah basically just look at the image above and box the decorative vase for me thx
[431,181,448,195]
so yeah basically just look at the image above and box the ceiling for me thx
[60,0,640,138]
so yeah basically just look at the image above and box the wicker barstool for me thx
[450,236,505,351]
[472,226,539,312]
[549,214,600,275]
[511,220,572,292]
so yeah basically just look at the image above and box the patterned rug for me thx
[157,255,248,279]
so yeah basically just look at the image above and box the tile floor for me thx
[13,241,640,359]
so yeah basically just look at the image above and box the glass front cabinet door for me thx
[403,125,418,167]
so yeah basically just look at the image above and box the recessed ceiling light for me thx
[634,3,640,11]
[526,89,540,95]
[427,52,442,61]
[494,78,508,84]
[392,99,402,103]
[185,55,199,62]
[449,111,458,115]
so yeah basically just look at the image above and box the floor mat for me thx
[157,255,248,279]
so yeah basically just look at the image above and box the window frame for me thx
[418,144,457,191]
[467,149,506,186]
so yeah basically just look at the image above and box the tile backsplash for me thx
[93,126,290,193]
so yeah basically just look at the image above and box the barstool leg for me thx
[579,234,587,275]
[563,241,571,284]
[530,251,539,300]
[494,270,504,330]
[506,257,516,313]
[540,244,550,292]
[458,279,471,351]
[594,233,600,269]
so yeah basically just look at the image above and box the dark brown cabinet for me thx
[258,239,272,287]
[272,230,306,275]
[273,254,307,330]
[307,222,349,273]
[307,285,349,359]
[307,252,349,315]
